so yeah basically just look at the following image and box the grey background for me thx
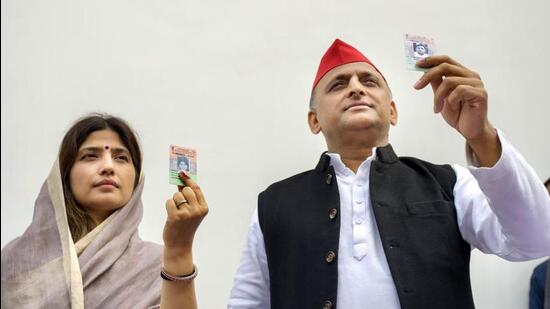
[2,0,549,307]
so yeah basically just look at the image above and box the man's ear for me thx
[390,100,398,126]
[308,110,321,134]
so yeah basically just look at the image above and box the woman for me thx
[1,113,208,309]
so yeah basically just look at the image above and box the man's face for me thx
[308,62,397,144]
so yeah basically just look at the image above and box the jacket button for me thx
[389,241,400,249]
[325,173,333,184]
[325,251,336,263]
[328,208,338,220]
[323,300,333,308]
[403,288,414,294]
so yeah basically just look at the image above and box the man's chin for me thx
[343,116,380,130]
[339,118,389,138]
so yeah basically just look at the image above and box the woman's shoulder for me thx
[127,236,163,262]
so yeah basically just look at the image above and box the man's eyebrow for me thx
[329,73,352,83]
[326,71,380,88]
[357,71,379,80]
[324,73,351,92]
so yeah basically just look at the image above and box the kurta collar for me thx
[314,143,398,173]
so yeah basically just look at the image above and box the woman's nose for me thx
[99,156,115,176]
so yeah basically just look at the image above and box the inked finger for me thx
[179,171,207,205]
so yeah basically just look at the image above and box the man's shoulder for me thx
[262,169,318,195]
[399,156,449,167]
[398,155,456,175]
[391,155,459,192]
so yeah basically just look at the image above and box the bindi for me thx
[104,145,110,150]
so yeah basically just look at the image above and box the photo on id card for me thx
[404,33,436,71]
[169,145,197,185]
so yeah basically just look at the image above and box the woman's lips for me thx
[94,179,118,188]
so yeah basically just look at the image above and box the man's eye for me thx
[330,81,345,91]
[362,79,378,86]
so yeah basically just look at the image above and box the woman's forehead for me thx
[80,130,125,149]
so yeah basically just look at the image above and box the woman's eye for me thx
[116,155,129,162]
[81,154,97,160]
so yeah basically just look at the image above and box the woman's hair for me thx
[58,113,142,242]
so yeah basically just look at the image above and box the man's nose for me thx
[347,76,365,98]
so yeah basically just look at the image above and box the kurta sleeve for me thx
[453,130,550,261]
[228,207,270,308]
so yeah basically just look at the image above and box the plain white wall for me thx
[2,0,549,308]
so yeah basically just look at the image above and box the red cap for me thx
[312,39,384,91]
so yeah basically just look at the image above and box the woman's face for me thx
[70,129,136,224]
[416,45,427,55]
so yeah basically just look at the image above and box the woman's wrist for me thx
[163,246,194,276]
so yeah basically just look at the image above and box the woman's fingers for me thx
[178,171,207,206]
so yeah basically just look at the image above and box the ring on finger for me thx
[175,199,188,209]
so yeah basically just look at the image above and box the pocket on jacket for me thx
[406,200,453,216]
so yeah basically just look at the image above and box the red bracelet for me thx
[160,265,198,281]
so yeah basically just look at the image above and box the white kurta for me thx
[228,131,550,308]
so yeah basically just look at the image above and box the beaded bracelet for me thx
[160,265,198,282]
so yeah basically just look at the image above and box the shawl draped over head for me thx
[1,160,163,309]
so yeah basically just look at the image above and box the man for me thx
[228,39,550,308]
[529,179,550,309]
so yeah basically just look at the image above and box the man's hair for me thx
[59,113,142,242]
[544,177,550,187]
[309,89,317,110]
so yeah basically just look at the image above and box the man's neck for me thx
[327,137,388,173]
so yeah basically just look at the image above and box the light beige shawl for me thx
[1,161,163,308]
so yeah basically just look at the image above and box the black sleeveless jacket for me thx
[258,145,474,309]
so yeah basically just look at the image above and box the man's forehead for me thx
[318,62,383,84]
